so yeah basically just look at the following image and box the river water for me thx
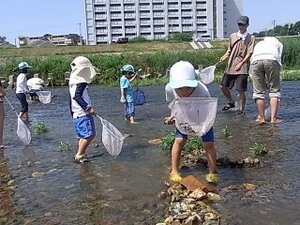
[1,81,299,225]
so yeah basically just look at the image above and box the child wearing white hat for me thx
[69,56,98,163]
[164,61,218,184]
[16,62,32,121]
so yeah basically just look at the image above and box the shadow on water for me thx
[1,81,300,224]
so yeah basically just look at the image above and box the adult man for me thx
[219,16,255,114]
[250,37,283,124]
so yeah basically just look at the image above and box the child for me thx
[69,56,97,163]
[119,64,138,124]
[27,77,45,101]
[164,61,218,183]
[16,62,31,121]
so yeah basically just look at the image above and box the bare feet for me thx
[271,117,282,124]
[255,116,266,125]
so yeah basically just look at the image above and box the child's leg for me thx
[203,142,217,173]
[73,115,96,158]
[202,128,217,174]
[127,102,137,124]
[76,137,94,157]
[171,137,186,174]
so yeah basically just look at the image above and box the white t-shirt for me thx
[16,73,29,94]
[165,81,210,102]
[250,37,283,66]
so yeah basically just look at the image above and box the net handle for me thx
[4,96,19,117]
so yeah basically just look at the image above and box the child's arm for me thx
[129,74,137,83]
[120,88,126,103]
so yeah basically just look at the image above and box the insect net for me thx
[168,97,218,136]
[97,115,125,156]
[36,91,52,104]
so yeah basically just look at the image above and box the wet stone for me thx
[7,179,16,186]
[31,171,45,178]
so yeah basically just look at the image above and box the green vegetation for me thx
[160,132,203,153]
[222,125,232,138]
[0,38,300,85]
[250,142,268,156]
[253,21,300,37]
[33,121,49,135]
[58,141,71,152]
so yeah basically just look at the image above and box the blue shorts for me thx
[175,127,214,142]
[73,114,96,139]
[123,102,135,119]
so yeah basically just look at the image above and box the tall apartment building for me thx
[85,0,243,45]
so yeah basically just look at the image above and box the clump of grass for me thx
[160,132,176,151]
[250,142,268,155]
[222,125,232,138]
[33,121,49,135]
[58,141,71,152]
[160,132,203,153]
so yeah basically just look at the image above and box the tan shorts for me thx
[250,59,281,99]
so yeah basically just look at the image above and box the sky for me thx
[0,0,299,44]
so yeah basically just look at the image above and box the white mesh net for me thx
[169,97,218,136]
[97,115,125,156]
[17,117,31,145]
[36,91,52,104]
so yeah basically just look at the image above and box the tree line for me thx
[253,21,300,37]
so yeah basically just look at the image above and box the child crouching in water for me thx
[69,56,98,163]
[164,61,218,183]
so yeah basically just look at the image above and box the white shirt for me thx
[165,81,210,102]
[250,37,283,66]
[27,78,44,91]
[69,83,91,118]
[16,73,29,94]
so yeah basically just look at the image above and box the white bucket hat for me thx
[69,56,98,85]
[168,61,198,89]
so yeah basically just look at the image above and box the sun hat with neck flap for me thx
[69,56,99,85]
[168,61,198,89]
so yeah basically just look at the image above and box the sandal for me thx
[222,102,235,111]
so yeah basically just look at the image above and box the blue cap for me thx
[18,62,32,70]
[121,64,135,73]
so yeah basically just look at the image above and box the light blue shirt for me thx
[120,75,134,103]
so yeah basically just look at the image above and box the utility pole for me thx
[272,20,276,29]
[78,22,82,45]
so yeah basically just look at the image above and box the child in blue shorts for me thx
[164,61,218,183]
[69,56,98,163]
[119,64,138,124]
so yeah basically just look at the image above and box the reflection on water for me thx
[2,82,300,224]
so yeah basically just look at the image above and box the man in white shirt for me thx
[250,37,283,124]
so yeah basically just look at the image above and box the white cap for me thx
[69,56,99,85]
[168,61,198,89]
[18,62,32,70]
